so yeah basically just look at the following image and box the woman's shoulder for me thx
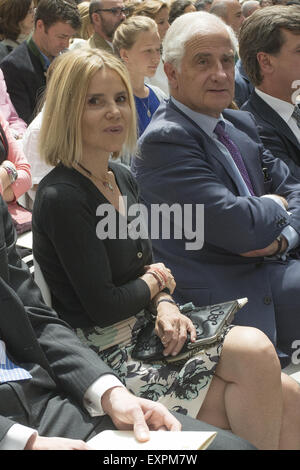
[37,165,92,202]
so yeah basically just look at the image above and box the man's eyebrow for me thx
[192,52,212,61]
[223,52,235,59]
[192,51,234,60]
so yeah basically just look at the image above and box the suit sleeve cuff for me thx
[0,424,37,450]
[83,374,125,417]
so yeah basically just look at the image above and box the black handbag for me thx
[131,298,248,364]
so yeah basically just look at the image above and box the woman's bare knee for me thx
[216,326,281,383]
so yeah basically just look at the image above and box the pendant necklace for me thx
[75,161,114,192]
[142,95,151,118]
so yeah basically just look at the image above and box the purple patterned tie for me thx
[214,121,255,196]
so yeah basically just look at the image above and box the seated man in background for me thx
[240,5,300,180]
[88,0,126,52]
[133,11,300,366]
[0,194,254,450]
[0,0,81,125]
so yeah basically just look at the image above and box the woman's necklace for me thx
[142,95,151,118]
[75,161,114,192]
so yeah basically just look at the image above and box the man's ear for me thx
[35,19,45,33]
[256,51,274,76]
[91,12,101,27]
[164,62,179,90]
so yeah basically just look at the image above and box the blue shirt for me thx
[135,85,160,137]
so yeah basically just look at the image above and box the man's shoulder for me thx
[88,33,112,52]
[223,107,257,129]
[0,41,30,67]
[141,100,198,140]
[242,92,285,131]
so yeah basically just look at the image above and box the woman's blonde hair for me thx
[113,15,158,56]
[75,1,92,40]
[39,47,137,167]
[132,0,169,19]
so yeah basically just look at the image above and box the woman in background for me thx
[131,0,170,94]
[70,1,94,50]
[169,0,196,24]
[0,0,35,61]
[0,111,31,204]
[113,16,166,137]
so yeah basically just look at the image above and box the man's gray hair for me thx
[162,11,238,70]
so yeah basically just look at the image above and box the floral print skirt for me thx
[76,311,232,418]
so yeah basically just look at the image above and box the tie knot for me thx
[292,105,300,129]
[292,105,300,120]
[214,121,225,137]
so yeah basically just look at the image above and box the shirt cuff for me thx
[83,374,125,417]
[261,194,286,210]
[0,424,37,450]
[281,225,300,253]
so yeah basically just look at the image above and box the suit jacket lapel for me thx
[252,92,300,148]
[169,100,246,194]
[225,122,264,196]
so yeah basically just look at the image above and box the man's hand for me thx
[261,194,288,209]
[101,387,181,442]
[25,434,91,450]
[240,236,288,257]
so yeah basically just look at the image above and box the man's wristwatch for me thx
[2,162,18,183]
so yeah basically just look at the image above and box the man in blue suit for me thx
[133,10,300,366]
[240,6,300,180]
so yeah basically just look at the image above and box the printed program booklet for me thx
[87,430,217,450]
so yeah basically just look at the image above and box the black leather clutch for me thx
[131,298,248,363]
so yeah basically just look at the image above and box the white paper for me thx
[87,430,217,450]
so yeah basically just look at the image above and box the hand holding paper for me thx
[101,386,181,442]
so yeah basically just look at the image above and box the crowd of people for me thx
[0,0,300,451]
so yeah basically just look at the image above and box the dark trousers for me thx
[0,365,255,450]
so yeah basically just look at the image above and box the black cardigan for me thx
[32,162,152,328]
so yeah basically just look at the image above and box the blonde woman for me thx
[32,47,300,450]
[113,16,166,136]
[70,1,94,49]
[132,0,170,94]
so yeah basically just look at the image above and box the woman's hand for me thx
[144,263,176,294]
[155,302,196,357]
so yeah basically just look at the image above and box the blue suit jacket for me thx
[133,100,300,349]
[242,91,300,181]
